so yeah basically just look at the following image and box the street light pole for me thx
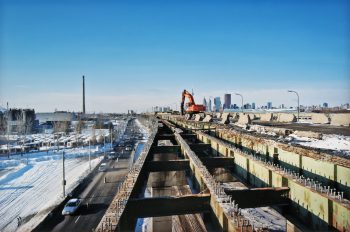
[104,135,106,157]
[89,140,91,171]
[288,90,300,122]
[62,151,66,198]
[235,93,244,112]
[110,127,113,150]
[6,102,10,159]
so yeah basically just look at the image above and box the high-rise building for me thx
[323,103,328,108]
[203,98,207,111]
[252,102,256,109]
[208,99,212,112]
[224,94,231,109]
[267,102,272,109]
[214,97,221,112]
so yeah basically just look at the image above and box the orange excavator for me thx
[181,89,206,119]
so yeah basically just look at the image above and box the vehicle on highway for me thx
[62,198,81,215]
[108,152,116,160]
[99,163,107,172]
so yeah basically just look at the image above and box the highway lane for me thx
[51,157,129,232]
[35,118,144,232]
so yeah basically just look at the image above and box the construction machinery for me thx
[181,89,206,119]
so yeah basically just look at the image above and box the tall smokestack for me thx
[82,75,86,114]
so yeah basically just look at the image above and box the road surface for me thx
[34,119,144,232]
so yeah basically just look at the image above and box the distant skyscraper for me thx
[323,103,328,108]
[267,102,272,109]
[252,102,256,109]
[203,98,207,111]
[208,99,212,112]
[224,94,231,109]
[214,97,221,112]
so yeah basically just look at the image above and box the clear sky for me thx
[0,0,349,112]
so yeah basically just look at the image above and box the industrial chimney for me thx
[82,75,86,114]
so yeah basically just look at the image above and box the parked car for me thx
[99,163,107,172]
[62,198,81,215]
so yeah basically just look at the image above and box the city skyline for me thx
[1,0,349,112]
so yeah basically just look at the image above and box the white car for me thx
[62,198,81,215]
[99,163,107,172]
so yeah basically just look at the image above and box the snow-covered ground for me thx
[0,119,130,232]
[0,147,104,232]
[286,134,350,156]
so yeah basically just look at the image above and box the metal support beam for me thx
[189,143,211,154]
[150,145,181,154]
[224,187,290,208]
[145,160,190,172]
[201,157,235,168]
[125,194,211,218]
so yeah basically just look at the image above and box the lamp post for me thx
[89,140,91,171]
[235,93,243,112]
[62,151,66,198]
[287,90,300,122]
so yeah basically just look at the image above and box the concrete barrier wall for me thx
[311,113,330,124]
[260,113,273,122]
[277,113,296,123]
[237,114,251,125]
[330,113,350,127]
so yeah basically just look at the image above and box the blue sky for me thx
[0,0,349,112]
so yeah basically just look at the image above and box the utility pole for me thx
[104,135,106,157]
[110,127,113,150]
[89,140,91,171]
[288,90,300,122]
[62,151,66,198]
[56,134,59,152]
[7,102,9,158]
[82,75,86,115]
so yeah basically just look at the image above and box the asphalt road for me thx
[35,119,144,232]
[50,157,129,232]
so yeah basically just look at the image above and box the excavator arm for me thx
[181,90,196,115]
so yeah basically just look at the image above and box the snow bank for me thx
[286,134,350,156]
[0,154,102,232]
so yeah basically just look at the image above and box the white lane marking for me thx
[75,215,81,224]
[90,193,95,202]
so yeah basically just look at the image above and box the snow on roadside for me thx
[0,155,102,232]
[286,134,350,156]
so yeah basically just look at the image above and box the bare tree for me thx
[53,121,69,134]
[75,119,84,134]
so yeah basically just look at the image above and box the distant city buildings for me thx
[208,99,212,112]
[214,97,221,112]
[252,102,256,109]
[152,106,171,113]
[267,102,272,109]
[323,103,328,108]
[244,103,252,109]
[203,98,208,112]
[223,94,231,109]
